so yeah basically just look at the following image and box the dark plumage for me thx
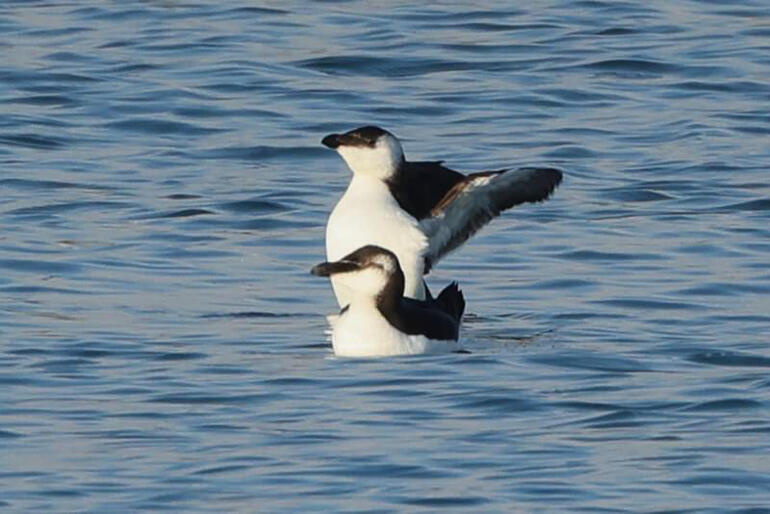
[386,161,465,220]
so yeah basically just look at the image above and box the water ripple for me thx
[0,133,68,150]
[687,351,770,368]
[105,118,224,136]
[1,1,769,512]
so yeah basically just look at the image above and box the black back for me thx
[386,161,465,220]
[377,282,465,341]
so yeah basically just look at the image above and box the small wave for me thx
[108,63,159,73]
[105,118,222,136]
[687,351,770,368]
[718,199,770,212]
[528,352,651,373]
[293,55,477,77]
[578,409,642,429]
[156,208,216,219]
[7,201,132,216]
[683,398,762,412]
[153,352,207,362]
[164,193,202,200]
[148,392,271,405]
[200,311,304,319]
[600,188,674,202]
[582,58,677,74]
[594,298,704,311]
[0,430,23,439]
[7,94,80,107]
[172,106,286,120]
[0,285,87,295]
[559,250,664,262]
[673,80,770,94]
[0,258,81,274]
[221,6,290,16]
[543,146,596,159]
[199,145,323,161]
[218,199,289,214]
[0,133,67,150]
[456,395,542,413]
[0,178,109,191]
[595,27,636,36]
[732,125,770,135]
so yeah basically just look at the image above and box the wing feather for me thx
[420,167,562,271]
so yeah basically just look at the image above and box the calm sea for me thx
[1,1,769,512]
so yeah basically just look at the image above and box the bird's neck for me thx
[343,152,404,183]
[345,174,394,201]
[374,268,405,317]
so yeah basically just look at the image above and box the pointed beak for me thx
[321,133,342,149]
[311,260,361,277]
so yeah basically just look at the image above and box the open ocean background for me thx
[2,1,769,512]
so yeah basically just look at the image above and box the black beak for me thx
[321,133,341,149]
[311,260,361,277]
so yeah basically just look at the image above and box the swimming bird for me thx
[311,245,465,357]
[322,125,563,307]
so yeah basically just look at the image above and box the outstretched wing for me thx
[420,167,562,271]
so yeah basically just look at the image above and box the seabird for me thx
[322,125,563,308]
[311,245,465,357]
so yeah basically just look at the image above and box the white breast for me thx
[326,176,428,307]
[331,302,462,357]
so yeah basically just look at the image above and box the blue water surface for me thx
[1,1,769,512]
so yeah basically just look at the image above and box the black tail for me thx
[435,281,465,323]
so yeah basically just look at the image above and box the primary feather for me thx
[421,167,563,271]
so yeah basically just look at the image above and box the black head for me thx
[311,245,399,277]
[321,126,390,149]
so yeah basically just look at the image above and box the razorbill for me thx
[311,245,465,357]
[321,125,563,307]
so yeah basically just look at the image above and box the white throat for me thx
[336,135,404,180]
[334,266,389,301]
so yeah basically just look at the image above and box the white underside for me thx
[331,301,461,357]
[326,175,428,307]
